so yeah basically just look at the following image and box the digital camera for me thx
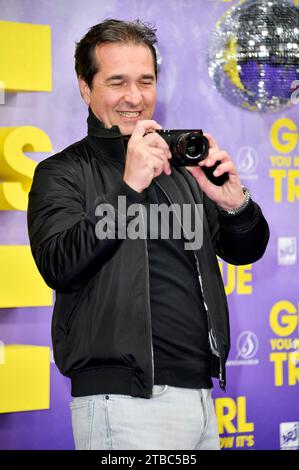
[156,129,229,186]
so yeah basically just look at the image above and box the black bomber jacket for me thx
[27,108,270,398]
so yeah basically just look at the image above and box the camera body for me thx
[156,129,229,186]
[156,129,209,167]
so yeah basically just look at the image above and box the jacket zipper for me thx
[121,137,155,395]
[140,206,155,394]
[193,251,226,392]
[153,179,226,392]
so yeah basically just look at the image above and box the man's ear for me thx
[78,76,91,105]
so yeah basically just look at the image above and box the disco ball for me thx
[208,0,299,112]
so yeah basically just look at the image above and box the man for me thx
[27,19,269,450]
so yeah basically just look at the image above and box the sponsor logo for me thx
[278,237,297,266]
[280,422,299,450]
[236,146,258,180]
[227,331,259,366]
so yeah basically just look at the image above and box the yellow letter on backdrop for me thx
[0,126,52,211]
[0,21,51,92]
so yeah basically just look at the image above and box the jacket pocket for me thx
[53,274,96,340]
[65,281,93,335]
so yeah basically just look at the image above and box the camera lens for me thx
[176,133,207,161]
[186,136,204,158]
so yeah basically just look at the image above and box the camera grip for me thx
[201,161,229,186]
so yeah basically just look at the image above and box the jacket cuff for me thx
[217,199,259,229]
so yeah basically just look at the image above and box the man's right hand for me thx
[123,120,172,193]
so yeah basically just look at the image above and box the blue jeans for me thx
[70,385,220,450]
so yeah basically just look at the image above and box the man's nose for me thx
[123,84,143,106]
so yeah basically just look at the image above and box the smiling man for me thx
[78,41,157,135]
[27,19,269,450]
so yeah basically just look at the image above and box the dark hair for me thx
[75,19,158,88]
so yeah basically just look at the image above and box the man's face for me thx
[79,42,157,135]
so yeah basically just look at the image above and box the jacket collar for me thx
[87,107,124,139]
[86,107,128,165]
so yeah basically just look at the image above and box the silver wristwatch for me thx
[219,186,251,216]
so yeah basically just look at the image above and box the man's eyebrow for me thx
[139,74,155,80]
[105,75,125,82]
[105,74,155,83]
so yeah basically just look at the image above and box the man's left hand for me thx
[186,133,245,211]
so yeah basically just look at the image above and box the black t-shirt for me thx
[145,182,212,389]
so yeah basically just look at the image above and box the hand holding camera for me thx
[152,128,246,212]
[124,120,244,211]
[123,120,172,193]
[184,132,246,212]
[156,129,229,186]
